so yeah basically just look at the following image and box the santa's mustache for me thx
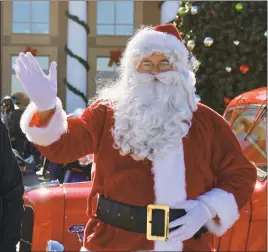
[130,71,178,85]
[130,69,195,88]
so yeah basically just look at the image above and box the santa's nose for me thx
[151,65,160,74]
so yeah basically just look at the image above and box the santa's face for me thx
[111,51,197,161]
[137,53,174,74]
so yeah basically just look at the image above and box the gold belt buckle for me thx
[146,204,169,241]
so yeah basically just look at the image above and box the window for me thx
[11,56,49,94]
[96,57,118,91]
[223,109,233,123]
[231,105,267,173]
[12,1,50,34]
[97,0,134,36]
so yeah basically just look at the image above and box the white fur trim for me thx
[127,27,189,68]
[20,97,68,146]
[80,247,90,251]
[197,188,240,237]
[152,140,186,251]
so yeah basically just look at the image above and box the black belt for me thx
[96,195,207,241]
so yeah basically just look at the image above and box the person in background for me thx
[0,119,24,252]
[11,92,30,110]
[1,95,41,165]
[1,96,25,155]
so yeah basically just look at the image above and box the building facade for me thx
[0,1,160,109]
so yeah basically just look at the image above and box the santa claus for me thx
[15,24,256,251]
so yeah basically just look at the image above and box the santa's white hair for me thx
[94,26,198,161]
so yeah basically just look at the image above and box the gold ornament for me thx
[191,6,198,15]
[187,40,196,50]
[204,37,214,47]
[225,67,232,72]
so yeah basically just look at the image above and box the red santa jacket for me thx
[20,98,257,251]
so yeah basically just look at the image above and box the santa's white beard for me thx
[111,71,195,161]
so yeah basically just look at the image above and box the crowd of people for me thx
[1,94,42,167]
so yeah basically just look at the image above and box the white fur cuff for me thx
[20,97,68,146]
[197,188,240,237]
[80,247,89,251]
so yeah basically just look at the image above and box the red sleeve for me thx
[195,104,257,237]
[38,102,108,163]
[20,99,108,164]
[206,105,257,209]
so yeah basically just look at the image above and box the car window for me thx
[224,105,247,124]
[232,108,257,141]
[244,109,267,172]
[223,109,233,123]
[231,106,267,173]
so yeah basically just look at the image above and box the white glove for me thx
[169,200,216,242]
[13,52,57,111]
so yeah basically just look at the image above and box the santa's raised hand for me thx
[14,52,57,111]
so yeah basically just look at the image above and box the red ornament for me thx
[175,17,180,23]
[239,64,250,74]
[210,10,215,15]
[224,97,231,104]
[24,46,37,56]
[108,50,122,67]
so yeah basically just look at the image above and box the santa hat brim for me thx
[126,27,189,66]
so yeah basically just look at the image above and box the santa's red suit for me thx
[19,24,256,251]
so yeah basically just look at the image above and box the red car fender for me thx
[62,182,92,251]
[246,179,267,251]
[23,183,65,251]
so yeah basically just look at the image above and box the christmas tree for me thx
[175,1,267,114]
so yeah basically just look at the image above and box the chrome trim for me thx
[257,167,267,182]
[20,239,31,246]
[63,180,92,185]
[78,160,91,167]
[46,240,64,252]
[25,180,60,193]
[226,104,262,112]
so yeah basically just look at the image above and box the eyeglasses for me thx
[138,60,173,73]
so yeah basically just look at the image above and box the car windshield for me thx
[229,105,267,173]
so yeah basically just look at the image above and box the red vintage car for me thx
[218,87,267,251]
[19,88,267,252]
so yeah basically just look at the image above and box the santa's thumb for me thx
[48,61,57,80]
